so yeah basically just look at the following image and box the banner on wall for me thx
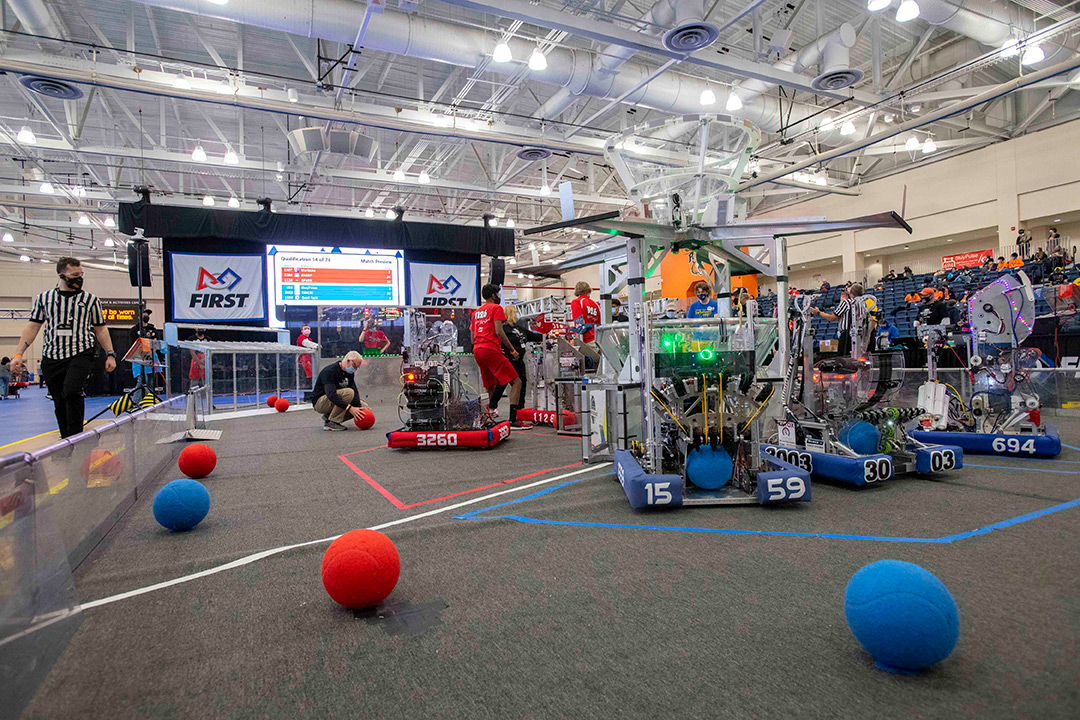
[405,260,479,308]
[942,249,993,270]
[169,252,267,322]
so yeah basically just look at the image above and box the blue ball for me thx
[839,421,881,456]
[153,478,210,532]
[685,445,733,490]
[844,560,960,673]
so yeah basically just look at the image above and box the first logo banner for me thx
[170,252,267,322]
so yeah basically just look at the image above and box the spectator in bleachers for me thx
[981,254,996,272]
[1033,247,1048,266]
[1048,227,1061,246]
[996,256,1008,272]
[914,288,949,327]
[1006,253,1024,270]
[1016,230,1030,259]
[903,266,914,279]
[875,318,900,350]
[819,280,831,292]
[1050,266,1067,285]
[884,269,897,281]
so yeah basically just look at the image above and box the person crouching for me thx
[312,350,368,431]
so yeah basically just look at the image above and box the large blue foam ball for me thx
[153,478,211,531]
[844,560,960,673]
[685,445,733,490]
[839,421,881,456]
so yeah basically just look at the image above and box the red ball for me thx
[178,443,217,479]
[354,408,375,430]
[321,529,400,609]
[275,398,290,412]
[266,395,279,408]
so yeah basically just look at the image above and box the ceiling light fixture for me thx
[922,137,937,154]
[506,218,515,228]
[365,208,374,218]
[492,41,513,63]
[77,214,90,225]
[699,88,716,106]
[895,0,920,22]
[910,103,922,112]
[386,208,397,220]
[223,148,239,165]
[172,76,191,89]
[104,237,114,247]
[19,255,30,262]
[487,216,497,227]
[228,197,241,208]
[905,135,921,152]
[867,0,891,10]
[287,88,299,103]
[1000,38,1020,58]
[39,181,53,194]
[192,145,207,162]
[840,121,856,135]
[393,168,405,181]
[418,170,431,184]
[540,184,551,196]
[215,81,235,95]
[202,195,215,206]
[1021,44,1045,65]
[884,113,895,123]
[528,46,548,71]
[275,173,284,182]
[1,233,12,243]
[16,126,36,144]
[725,92,743,112]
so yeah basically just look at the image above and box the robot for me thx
[763,292,964,487]
[909,272,1061,457]
[387,312,510,449]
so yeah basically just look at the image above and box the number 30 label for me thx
[863,458,892,483]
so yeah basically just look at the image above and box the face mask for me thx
[62,274,84,290]
[697,292,710,303]
[665,310,676,318]
[142,315,151,324]
[301,328,311,336]
[344,365,356,374]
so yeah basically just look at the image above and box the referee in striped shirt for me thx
[10,257,117,437]
[809,284,862,356]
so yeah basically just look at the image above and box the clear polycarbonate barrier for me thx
[0,395,187,718]
[203,348,304,413]
[891,367,1080,414]
[650,317,777,374]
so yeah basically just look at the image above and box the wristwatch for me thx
[106,351,116,358]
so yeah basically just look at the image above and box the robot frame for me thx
[908,271,1061,458]
[523,194,917,508]
[764,291,965,488]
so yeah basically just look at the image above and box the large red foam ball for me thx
[266,395,279,408]
[178,443,217,479]
[275,398,290,412]
[354,408,375,430]
[321,529,400,609]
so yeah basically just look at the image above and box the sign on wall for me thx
[169,252,266,322]
[100,299,143,324]
[405,260,479,308]
[942,249,993,270]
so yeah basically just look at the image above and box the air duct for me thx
[917,0,1016,48]
[732,24,860,106]
[7,0,66,52]
[287,127,379,165]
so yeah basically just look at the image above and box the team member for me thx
[359,318,391,354]
[570,281,602,368]
[687,281,719,349]
[10,257,116,438]
[470,284,520,423]
[187,327,208,390]
[611,297,629,322]
[129,308,158,390]
[297,323,319,386]
[503,305,544,428]
[311,350,368,431]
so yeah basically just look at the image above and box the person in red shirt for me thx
[570,281,602,369]
[296,323,319,385]
[470,284,521,424]
[359,318,391,354]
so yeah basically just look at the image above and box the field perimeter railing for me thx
[0,393,197,717]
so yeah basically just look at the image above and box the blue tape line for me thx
[458,474,1080,544]
[1061,442,1080,452]
[964,463,1080,475]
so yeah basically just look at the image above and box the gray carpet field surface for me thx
[19,406,1080,720]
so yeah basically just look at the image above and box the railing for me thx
[0,393,196,717]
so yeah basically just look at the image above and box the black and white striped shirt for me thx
[834,297,853,333]
[29,288,105,360]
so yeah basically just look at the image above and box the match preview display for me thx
[269,246,404,307]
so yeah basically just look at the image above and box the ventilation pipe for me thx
[127,0,856,143]
[917,0,1016,48]
[7,0,65,52]
[732,23,860,106]
[533,0,719,121]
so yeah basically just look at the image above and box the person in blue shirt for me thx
[687,281,719,349]
[687,281,719,319]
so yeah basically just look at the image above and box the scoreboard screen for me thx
[268,245,404,307]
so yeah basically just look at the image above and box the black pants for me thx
[510,357,528,407]
[837,332,852,357]
[41,349,95,438]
